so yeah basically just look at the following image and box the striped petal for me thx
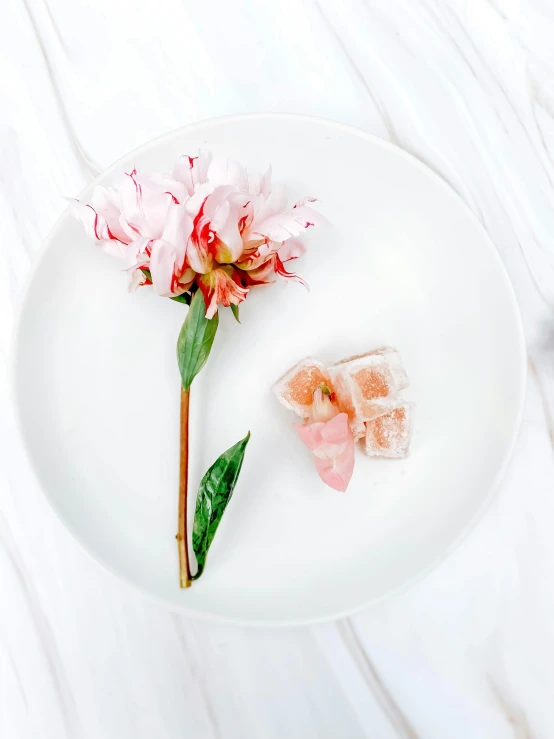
[197,266,248,319]
[70,198,127,258]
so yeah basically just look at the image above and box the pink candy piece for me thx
[327,348,409,435]
[364,403,413,459]
[273,358,330,419]
[275,347,413,492]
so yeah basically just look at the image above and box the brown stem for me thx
[177,387,192,588]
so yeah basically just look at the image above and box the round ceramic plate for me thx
[12,114,525,625]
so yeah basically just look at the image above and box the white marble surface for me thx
[2,0,554,736]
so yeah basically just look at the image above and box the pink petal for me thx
[320,413,352,445]
[249,204,328,243]
[118,169,174,240]
[260,183,288,217]
[149,239,176,297]
[197,266,248,319]
[149,239,195,298]
[294,422,325,452]
[247,165,272,197]
[242,185,288,241]
[133,172,186,205]
[161,201,193,271]
[295,414,355,493]
[309,387,339,423]
[184,184,216,274]
[117,169,144,235]
[70,199,127,258]
[125,236,152,269]
[272,253,307,287]
[128,268,147,292]
[277,237,307,263]
[206,158,248,190]
[186,186,248,270]
[203,187,244,262]
[90,186,130,244]
[236,241,274,271]
[294,196,317,208]
[313,453,353,493]
[241,258,277,285]
[172,152,213,195]
[209,202,244,264]
[69,198,103,240]
[260,165,273,197]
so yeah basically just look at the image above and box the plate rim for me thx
[10,112,527,626]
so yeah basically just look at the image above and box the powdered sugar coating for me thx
[273,348,413,458]
[327,348,409,427]
[325,371,366,440]
[272,358,330,419]
[364,403,413,459]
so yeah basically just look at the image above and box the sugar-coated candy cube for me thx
[327,347,409,426]
[364,403,413,459]
[322,371,366,440]
[272,358,330,419]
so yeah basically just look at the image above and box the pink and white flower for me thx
[294,387,355,492]
[71,152,327,318]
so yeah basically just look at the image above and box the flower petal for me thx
[309,387,339,423]
[161,200,193,272]
[172,152,213,195]
[149,239,195,298]
[184,184,216,273]
[242,184,288,240]
[294,422,325,452]
[207,158,248,190]
[197,266,248,319]
[186,186,248,270]
[320,413,353,445]
[235,240,273,271]
[240,259,276,285]
[247,165,272,197]
[272,253,307,287]
[277,237,307,263]
[149,239,176,297]
[249,204,328,243]
[118,169,174,240]
[70,198,127,258]
[125,236,152,270]
[295,414,355,492]
[90,185,130,243]
[128,268,148,292]
[208,199,244,264]
[313,452,353,492]
[293,196,317,208]
[133,172,187,205]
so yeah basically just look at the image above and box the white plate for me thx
[12,114,525,625]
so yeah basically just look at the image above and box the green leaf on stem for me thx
[192,432,251,580]
[230,304,240,323]
[177,290,218,391]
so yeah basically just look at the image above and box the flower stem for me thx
[178,387,192,588]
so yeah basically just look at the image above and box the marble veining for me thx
[2,0,554,737]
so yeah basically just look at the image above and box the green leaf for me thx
[192,432,251,580]
[230,304,240,323]
[177,291,219,390]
